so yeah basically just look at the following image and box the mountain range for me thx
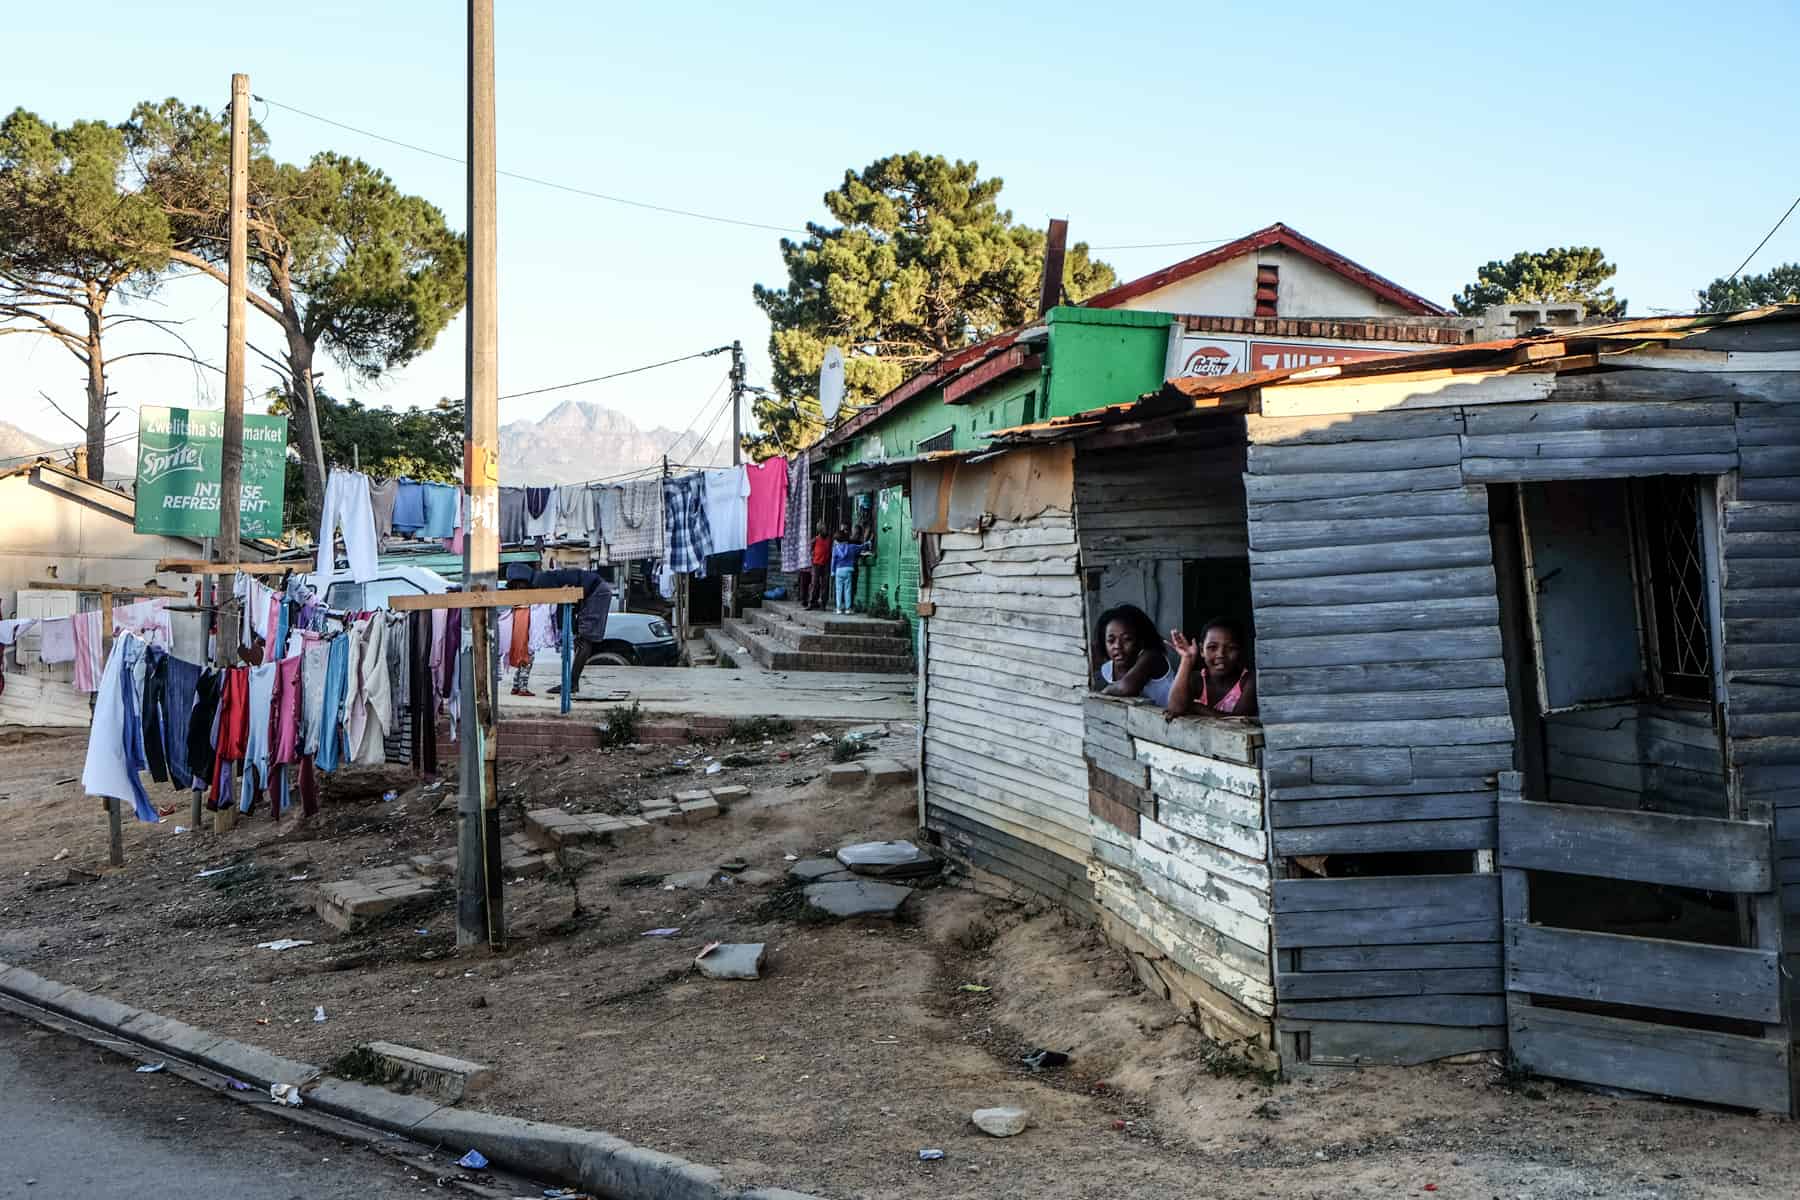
[498,400,731,486]
[0,419,58,466]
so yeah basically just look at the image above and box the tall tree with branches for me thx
[127,100,466,525]
[750,152,1114,456]
[0,108,174,480]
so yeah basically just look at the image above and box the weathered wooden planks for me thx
[1279,994,1506,1026]
[1276,967,1503,1000]
[1463,452,1740,483]
[1505,922,1780,1022]
[1286,1019,1505,1067]
[1274,817,1496,855]
[1248,434,1464,476]
[1253,595,1498,639]
[1252,564,1497,608]
[1497,800,1771,892]
[1255,627,1503,670]
[1298,942,1501,971]
[1272,791,1496,828]
[1273,875,1501,947]
[1509,1005,1791,1113]
[1462,400,1735,435]
[1249,536,1496,581]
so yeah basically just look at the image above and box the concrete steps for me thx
[718,615,913,674]
[763,598,907,639]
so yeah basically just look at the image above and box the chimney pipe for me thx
[1038,218,1069,316]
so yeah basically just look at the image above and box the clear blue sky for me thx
[5,0,1797,463]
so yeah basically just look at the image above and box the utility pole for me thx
[458,0,503,950]
[729,339,744,466]
[215,72,250,668]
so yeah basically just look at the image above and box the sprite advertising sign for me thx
[134,406,289,538]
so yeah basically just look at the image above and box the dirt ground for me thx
[2,725,1797,1200]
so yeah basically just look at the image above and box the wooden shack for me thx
[909,307,1800,1111]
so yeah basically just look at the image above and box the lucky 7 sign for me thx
[134,406,289,538]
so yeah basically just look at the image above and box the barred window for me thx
[1632,478,1713,702]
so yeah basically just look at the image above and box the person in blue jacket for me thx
[830,525,870,614]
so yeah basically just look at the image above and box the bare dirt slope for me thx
[0,728,1792,1200]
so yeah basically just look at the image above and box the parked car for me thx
[298,565,678,666]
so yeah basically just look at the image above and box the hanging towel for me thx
[780,450,811,573]
[421,483,460,538]
[114,598,173,648]
[300,635,331,757]
[744,455,788,545]
[392,479,428,533]
[528,604,559,654]
[71,610,104,693]
[272,654,303,766]
[317,469,380,583]
[701,467,750,554]
[37,616,76,665]
[242,661,279,794]
[348,616,391,766]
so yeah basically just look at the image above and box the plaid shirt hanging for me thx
[661,473,714,574]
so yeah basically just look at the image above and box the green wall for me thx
[822,306,1174,618]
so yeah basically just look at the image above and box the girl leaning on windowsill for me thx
[1166,616,1257,718]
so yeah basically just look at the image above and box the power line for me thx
[495,345,731,402]
[258,96,803,235]
[259,96,1232,253]
[1726,192,1800,281]
[660,373,732,463]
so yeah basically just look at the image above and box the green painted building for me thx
[813,306,1177,632]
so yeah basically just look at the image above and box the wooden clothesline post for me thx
[389,584,580,951]
[33,582,186,867]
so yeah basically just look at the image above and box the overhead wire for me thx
[1726,192,1800,281]
[258,95,1234,252]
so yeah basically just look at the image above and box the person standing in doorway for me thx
[831,525,870,614]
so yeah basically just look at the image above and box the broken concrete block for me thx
[664,867,723,890]
[708,785,751,803]
[733,868,779,888]
[408,854,440,875]
[359,1041,494,1104]
[861,757,916,785]
[972,1106,1029,1137]
[836,840,940,879]
[786,858,844,883]
[825,763,866,789]
[802,880,912,920]
[694,943,766,980]
[673,790,713,804]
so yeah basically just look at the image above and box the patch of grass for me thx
[955,919,1001,954]
[719,752,765,768]
[328,1045,396,1087]
[1193,1036,1279,1085]
[598,701,643,749]
[727,716,794,741]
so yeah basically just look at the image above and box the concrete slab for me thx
[694,943,766,980]
[708,785,751,803]
[836,840,940,879]
[306,1075,448,1129]
[861,756,916,785]
[664,868,724,890]
[733,868,779,887]
[785,858,844,883]
[359,1040,494,1103]
[500,662,916,723]
[802,880,912,920]
[825,763,866,789]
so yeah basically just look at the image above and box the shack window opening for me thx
[1633,477,1713,702]
[917,427,954,455]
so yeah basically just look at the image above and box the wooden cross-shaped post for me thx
[32,582,188,866]
[389,585,581,950]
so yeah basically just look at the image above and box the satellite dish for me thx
[818,346,846,422]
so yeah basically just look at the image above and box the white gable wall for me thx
[1111,246,1415,318]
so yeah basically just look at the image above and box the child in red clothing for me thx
[807,524,831,609]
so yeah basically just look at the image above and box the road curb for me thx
[0,959,820,1200]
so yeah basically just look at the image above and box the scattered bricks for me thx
[708,785,750,804]
[826,763,867,789]
[676,797,719,822]
[525,809,592,848]
[673,790,713,805]
[640,805,678,825]
[861,757,915,785]
[583,814,655,844]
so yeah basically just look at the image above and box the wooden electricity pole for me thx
[458,0,504,949]
[215,72,251,668]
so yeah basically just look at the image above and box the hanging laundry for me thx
[37,615,76,665]
[744,455,788,545]
[113,598,173,648]
[71,610,104,693]
[392,479,428,534]
[316,469,380,583]
[272,654,302,768]
[385,612,407,737]
[234,574,279,654]
[662,474,714,573]
[241,661,279,805]
[528,604,559,654]
[210,667,250,810]
[523,486,557,539]
[299,634,331,757]
[0,617,36,646]
[81,635,159,823]
[420,482,460,538]
[597,479,663,562]
[504,606,530,668]
[497,486,528,545]
[142,646,200,791]
[346,616,391,766]
[743,540,771,571]
[701,467,750,555]
[367,477,399,536]
[554,483,592,542]
[780,450,812,573]
[187,667,224,788]
[316,635,351,772]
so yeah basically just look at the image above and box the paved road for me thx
[0,1012,440,1199]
